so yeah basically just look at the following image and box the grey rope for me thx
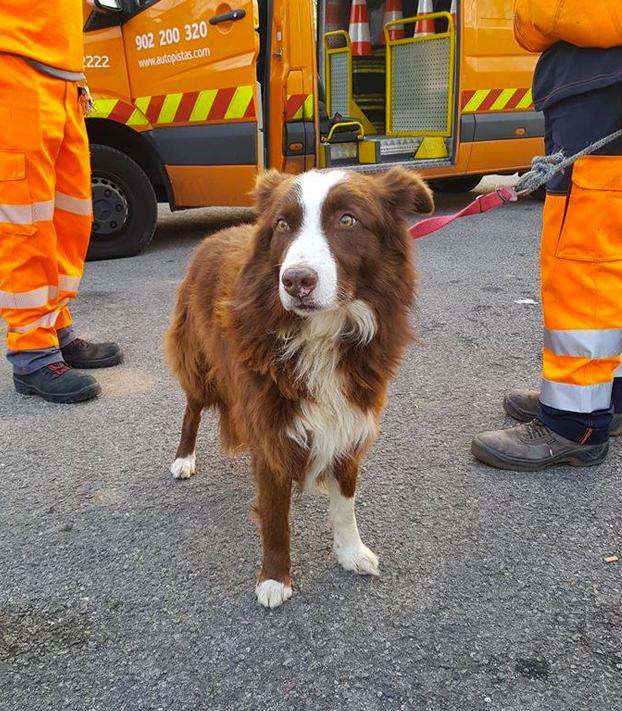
[514,127,622,195]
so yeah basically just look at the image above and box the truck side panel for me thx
[459,0,543,175]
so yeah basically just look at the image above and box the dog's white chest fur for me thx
[281,303,377,486]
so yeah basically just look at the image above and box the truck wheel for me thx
[87,144,158,261]
[428,175,482,194]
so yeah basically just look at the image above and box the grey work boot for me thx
[61,337,123,369]
[503,389,622,437]
[14,362,101,404]
[471,419,609,472]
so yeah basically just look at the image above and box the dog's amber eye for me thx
[340,214,356,227]
[276,218,289,231]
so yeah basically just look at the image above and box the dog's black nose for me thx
[281,267,318,298]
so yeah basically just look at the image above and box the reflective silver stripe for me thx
[544,328,622,359]
[58,274,81,292]
[33,200,55,222]
[541,378,613,413]
[616,361,622,377]
[0,285,58,310]
[55,191,92,216]
[0,277,78,310]
[7,309,60,334]
[0,199,54,224]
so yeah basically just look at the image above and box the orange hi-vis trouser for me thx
[537,80,622,445]
[0,54,92,374]
[540,163,622,443]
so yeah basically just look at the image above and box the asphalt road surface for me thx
[2,177,621,711]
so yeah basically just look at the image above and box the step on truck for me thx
[83,0,541,259]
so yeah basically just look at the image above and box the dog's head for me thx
[253,167,433,317]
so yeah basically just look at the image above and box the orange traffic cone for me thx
[381,0,404,44]
[349,0,372,56]
[414,0,435,37]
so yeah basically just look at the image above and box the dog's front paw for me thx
[255,579,293,609]
[170,453,196,479]
[335,543,380,576]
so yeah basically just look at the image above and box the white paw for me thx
[335,543,380,576]
[170,453,196,479]
[255,579,293,609]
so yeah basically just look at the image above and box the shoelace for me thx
[67,337,90,349]
[525,419,553,440]
[46,363,69,378]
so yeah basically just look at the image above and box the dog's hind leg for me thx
[171,398,203,480]
[328,457,379,576]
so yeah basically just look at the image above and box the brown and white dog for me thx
[165,166,433,608]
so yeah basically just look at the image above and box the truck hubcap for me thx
[91,176,129,238]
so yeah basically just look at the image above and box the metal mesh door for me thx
[329,51,351,116]
[386,13,455,136]
[324,31,352,117]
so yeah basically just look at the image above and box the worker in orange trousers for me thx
[0,1,122,403]
[472,1,622,470]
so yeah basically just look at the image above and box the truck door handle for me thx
[209,9,246,24]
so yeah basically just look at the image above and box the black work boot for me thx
[504,389,622,437]
[13,362,101,404]
[471,419,609,471]
[61,337,123,369]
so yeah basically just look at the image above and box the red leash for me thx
[409,186,518,240]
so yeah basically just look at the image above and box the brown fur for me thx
[165,166,433,601]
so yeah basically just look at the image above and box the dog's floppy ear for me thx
[380,166,434,218]
[253,169,291,214]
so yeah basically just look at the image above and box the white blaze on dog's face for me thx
[253,167,434,318]
[279,170,346,315]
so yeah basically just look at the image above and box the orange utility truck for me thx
[83,0,541,258]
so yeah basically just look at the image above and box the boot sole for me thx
[62,353,123,370]
[14,379,102,404]
[471,437,609,472]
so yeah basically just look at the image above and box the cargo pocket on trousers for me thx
[555,155,622,262]
[0,149,37,237]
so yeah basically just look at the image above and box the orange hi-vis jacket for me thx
[0,0,85,73]
[513,0,622,52]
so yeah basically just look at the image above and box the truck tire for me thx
[87,144,158,261]
[429,175,482,194]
